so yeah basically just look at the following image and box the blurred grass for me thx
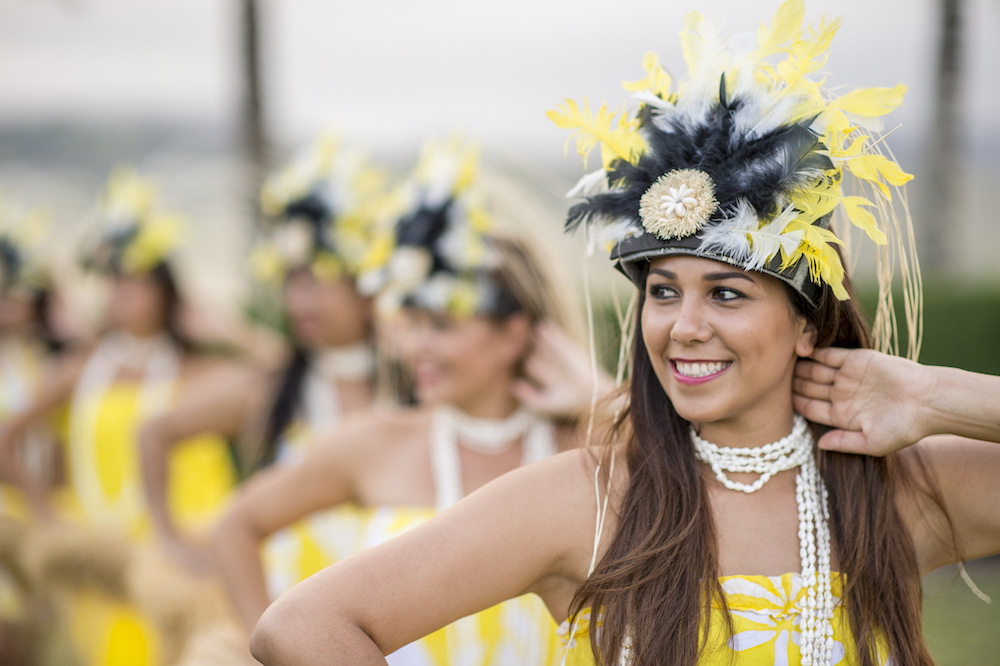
[923,558,1000,665]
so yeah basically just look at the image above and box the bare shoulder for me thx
[310,407,430,462]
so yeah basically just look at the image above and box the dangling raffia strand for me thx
[693,414,834,666]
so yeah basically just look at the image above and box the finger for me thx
[817,429,872,455]
[794,359,837,384]
[792,394,833,427]
[792,377,831,401]
[511,379,543,406]
[808,347,852,368]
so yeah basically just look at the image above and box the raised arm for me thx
[0,351,87,518]
[250,448,602,666]
[139,362,265,569]
[210,428,365,632]
[793,347,1000,454]
[793,347,1000,569]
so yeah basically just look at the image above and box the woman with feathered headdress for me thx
[0,168,239,666]
[211,136,608,665]
[138,135,394,600]
[247,4,1000,666]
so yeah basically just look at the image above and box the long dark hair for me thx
[255,345,311,471]
[572,268,943,666]
[147,262,192,352]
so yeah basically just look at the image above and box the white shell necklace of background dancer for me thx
[692,413,834,666]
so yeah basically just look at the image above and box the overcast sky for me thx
[1,0,999,164]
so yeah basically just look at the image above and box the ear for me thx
[795,319,818,358]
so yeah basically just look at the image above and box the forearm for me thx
[139,423,179,539]
[212,515,273,631]
[0,419,53,518]
[923,365,1000,443]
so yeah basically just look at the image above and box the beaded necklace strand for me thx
[692,414,834,666]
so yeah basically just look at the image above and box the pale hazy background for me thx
[1,0,998,312]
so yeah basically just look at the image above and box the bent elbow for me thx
[250,601,303,665]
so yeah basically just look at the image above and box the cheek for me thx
[640,304,671,363]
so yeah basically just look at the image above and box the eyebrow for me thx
[648,268,757,284]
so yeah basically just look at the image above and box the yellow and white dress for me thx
[558,573,888,666]
[261,343,374,598]
[55,333,237,666]
[0,336,46,623]
[260,421,363,598]
[356,405,563,666]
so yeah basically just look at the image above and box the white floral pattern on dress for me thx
[720,573,846,666]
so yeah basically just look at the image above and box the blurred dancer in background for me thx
[213,138,607,665]
[0,201,64,517]
[0,169,238,666]
[140,136,392,590]
[0,199,66,663]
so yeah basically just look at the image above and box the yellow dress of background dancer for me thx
[261,420,363,599]
[557,573,888,666]
[55,379,237,666]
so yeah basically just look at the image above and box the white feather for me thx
[700,199,756,262]
[744,204,804,270]
[677,16,730,126]
[631,91,675,113]
[588,218,642,257]
[567,169,609,198]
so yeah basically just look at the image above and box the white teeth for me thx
[674,361,729,378]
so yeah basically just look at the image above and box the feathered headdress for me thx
[0,199,49,293]
[549,0,919,332]
[252,134,393,293]
[377,136,514,318]
[84,168,183,276]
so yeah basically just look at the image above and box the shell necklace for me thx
[301,343,375,435]
[430,405,555,511]
[692,414,834,666]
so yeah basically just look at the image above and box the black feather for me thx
[567,74,831,230]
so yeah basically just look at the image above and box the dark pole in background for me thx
[240,0,268,229]
[921,0,963,274]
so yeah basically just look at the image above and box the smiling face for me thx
[284,269,372,350]
[400,308,531,413]
[640,255,816,443]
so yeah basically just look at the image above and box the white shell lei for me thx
[693,414,835,666]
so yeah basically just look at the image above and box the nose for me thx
[669,295,713,345]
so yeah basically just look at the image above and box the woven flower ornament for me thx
[548,0,915,306]
[0,199,49,292]
[253,134,394,291]
[85,168,183,276]
[376,136,504,318]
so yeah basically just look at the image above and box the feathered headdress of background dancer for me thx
[252,134,393,293]
[549,0,921,358]
[0,198,49,294]
[377,136,516,318]
[83,168,184,276]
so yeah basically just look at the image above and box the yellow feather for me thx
[830,84,907,118]
[777,17,842,89]
[547,99,645,169]
[756,0,804,58]
[679,11,706,78]
[841,195,887,244]
[622,51,673,98]
[846,154,914,198]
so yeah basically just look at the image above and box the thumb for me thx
[817,429,870,455]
